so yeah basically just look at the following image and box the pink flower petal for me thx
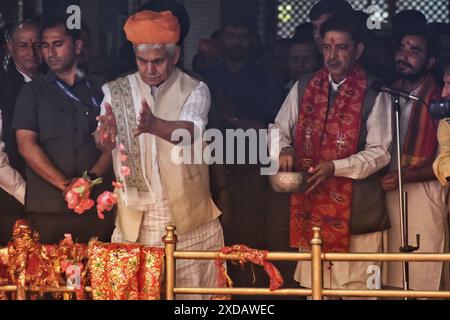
[120,153,128,162]
[96,191,118,220]
[118,143,125,151]
[65,175,99,215]
[121,166,131,176]
[112,181,123,190]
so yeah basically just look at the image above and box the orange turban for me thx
[124,10,180,45]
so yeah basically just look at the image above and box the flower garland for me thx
[64,144,130,219]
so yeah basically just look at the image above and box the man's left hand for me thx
[134,100,157,137]
[306,161,335,194]
[380,171,402,191]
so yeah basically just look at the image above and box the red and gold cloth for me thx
[1,222,164,300]
[56,235,88,300]
[392,73,441,169]
[87,242,164,300]
[291,65,367,253]
[0,247,8,300]
[88,242,141,300]
[8,220,38,299]
[0,247,8,281]
[25,244,60,296]
[215,245,284,291]
[5,221,88,299]
[139,247,164,300]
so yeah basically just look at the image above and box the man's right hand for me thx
[95,102,117,152]
[279,147,295,172]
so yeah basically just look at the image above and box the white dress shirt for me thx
[0,67,30,204]
[0,111,26,204]
[16,67,32,83]
[269,78,392,180]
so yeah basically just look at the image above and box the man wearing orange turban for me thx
[95,9,225,300]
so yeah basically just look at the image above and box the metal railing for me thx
[163,226,450,300]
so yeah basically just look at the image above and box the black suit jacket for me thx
[0,62,27,216]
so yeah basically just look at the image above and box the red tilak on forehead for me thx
[330,37,336,45]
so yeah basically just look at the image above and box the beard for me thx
[395,60,428,82]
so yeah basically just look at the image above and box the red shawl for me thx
[291,64,367,253]
[393,73,441,169]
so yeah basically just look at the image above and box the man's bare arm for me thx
[16,129,69,191]
[89,151,113,178]
[134,100,195,145]
[142,117,195,144]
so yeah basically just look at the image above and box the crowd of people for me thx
[0,0,449,300]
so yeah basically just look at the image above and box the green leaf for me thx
[73,186,86,194]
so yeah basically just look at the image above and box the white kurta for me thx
[382,181,449,290]
[105,78,224,300]
[295,231,384,291]
[382,87,450,291]
[0,110,25,205]
[270,77,392,291]
[0,69,29,204]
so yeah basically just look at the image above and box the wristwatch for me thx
[280,146,295,153]
[88,172,99,180]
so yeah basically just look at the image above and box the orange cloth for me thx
[124,10,180,45]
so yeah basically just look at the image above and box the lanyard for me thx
[56,80,100,110]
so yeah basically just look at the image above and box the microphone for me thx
[371,81,420,102]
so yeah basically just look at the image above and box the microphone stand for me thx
[392,95,420,299]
